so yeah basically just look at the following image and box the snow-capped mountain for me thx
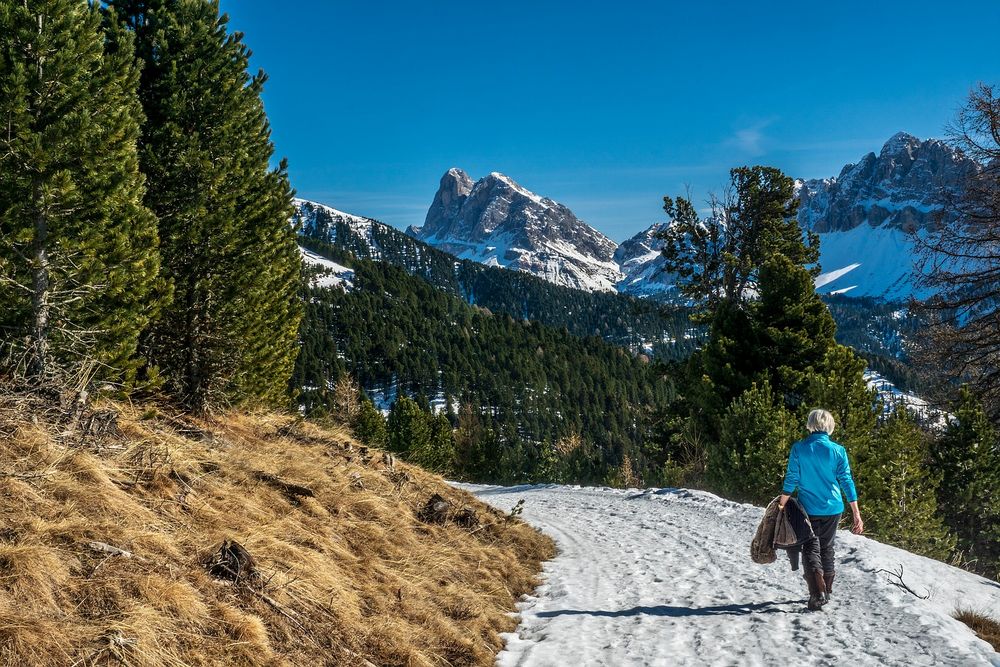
[613,221,677,299]
[300,131,977,303]
[797,132,980,299]
[408,169,623,292]
[797,132,976,233]
[293,198,380,254]
[616,132,979,302]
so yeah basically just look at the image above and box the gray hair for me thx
[807,408,836,435]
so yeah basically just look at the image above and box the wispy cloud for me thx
[725,119,778,157]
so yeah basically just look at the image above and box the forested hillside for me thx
[293,246,674,485]
[296,201,696,359]
[823,295,925,391]
[297,201,929,387]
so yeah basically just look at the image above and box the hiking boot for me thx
[806,570,827,611]
[823,571,835,601]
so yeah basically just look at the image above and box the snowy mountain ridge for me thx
[407,133,976,302]
[293,198,381,256]
[295,132,976,302]
[796,131,976,234]
[613,221,678,299]
[793,132,981,299]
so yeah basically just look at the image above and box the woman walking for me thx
[779,409,864,611]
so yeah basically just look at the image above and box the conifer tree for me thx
[710,381,798,503]
[862,408,955,560]
[0,0,163,383]
[107,0,301,410]
[659,167,885,504]
[660,166,818,315]
[534,440,562,483]
[387,397,431,457]
[416,413,455,473]
[932,388,1000,574]
[755,255,838,405]
[453,401,490,480]
[665,169,824,435]
[352,400,388,449]
[803,345,877,472]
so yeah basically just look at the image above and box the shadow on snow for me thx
[536,600,802,618]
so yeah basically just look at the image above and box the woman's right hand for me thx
[848,500,864,534]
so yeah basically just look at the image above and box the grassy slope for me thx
[0,388,553,666]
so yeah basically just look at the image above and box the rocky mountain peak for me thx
[442,167,474,197]
[880,131,921,158]
[613,221,678,300]
[409,168,622,292]
[797,132,979,233]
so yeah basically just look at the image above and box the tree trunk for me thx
[29,178,50,378]
[29,10,49,378]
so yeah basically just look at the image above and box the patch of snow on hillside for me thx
[461,483,1000,666]
[367,379,398,415]
[299,247,354,290]
[815,262,862,289]
[815,225,928,300]
[865,370,947,427]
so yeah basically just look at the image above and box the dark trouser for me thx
[803,514,840,575]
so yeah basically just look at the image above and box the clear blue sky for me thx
[218,0,1000,242]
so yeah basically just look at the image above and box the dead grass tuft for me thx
[0,385,554,666]
[955,608,1000,651]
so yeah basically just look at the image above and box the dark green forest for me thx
[293,250,674,485]
[822,295,925,391]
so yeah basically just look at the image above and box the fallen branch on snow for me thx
[875,564,930,600]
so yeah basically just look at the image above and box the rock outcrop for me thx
[409,169,623,292]
[796,132,978,233]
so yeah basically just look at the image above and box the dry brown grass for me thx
[0,388,554,666]
[955,608,1000,652]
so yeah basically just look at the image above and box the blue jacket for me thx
[782,431,858,517]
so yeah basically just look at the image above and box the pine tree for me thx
[666,167,826,449]
[803,345,877,474]
[755,254,838,406]
[352,400,387,449]
[932,388,1000,575]
[414,413,455,473]
[660,167,889,505]
[660,166,818,314]
[0,0,163,383]
[710,381,798,503]
[107,0,301,410]
[387,396,431,457]
[533,439,561,483]
[453,401,489,480]
[862,408,955,560]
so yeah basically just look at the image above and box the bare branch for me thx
[875,564,930,600]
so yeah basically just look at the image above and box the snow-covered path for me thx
[464,484,1000,667]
